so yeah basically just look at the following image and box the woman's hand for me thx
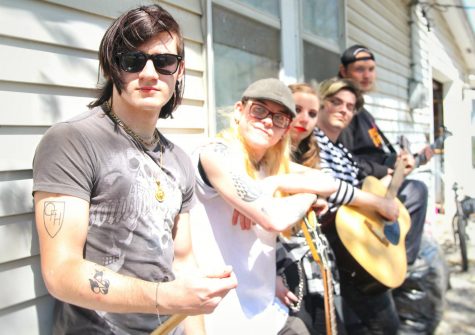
[275,275,299,307]
[312,197,329,216]
[232,209,253,230]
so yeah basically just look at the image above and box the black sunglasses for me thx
[116,51,183,75]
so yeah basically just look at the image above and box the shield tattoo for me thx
[43,201,65,238]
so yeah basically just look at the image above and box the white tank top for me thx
[190,145,288,334]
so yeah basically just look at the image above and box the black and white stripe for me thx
[315,128,359,186]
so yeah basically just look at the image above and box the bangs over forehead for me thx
[319,77,364,112]
[100,5,184,87]
[90,4,185,119]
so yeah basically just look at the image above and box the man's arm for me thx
[173,212,235,334]
[34,192,236,317]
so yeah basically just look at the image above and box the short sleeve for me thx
[33,122,95,201]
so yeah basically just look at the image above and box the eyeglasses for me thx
[248,102,292,129]
[116,51,182,75]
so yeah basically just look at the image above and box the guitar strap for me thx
[301,211,337,335]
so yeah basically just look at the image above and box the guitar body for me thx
[335,176,411,291]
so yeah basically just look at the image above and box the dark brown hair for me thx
[288,83,320,169]
[89,4,185,119]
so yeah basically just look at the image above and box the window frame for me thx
[205,0,346,135]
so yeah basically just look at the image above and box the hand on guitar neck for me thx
[398,150,417,176]
[396,126,452,174]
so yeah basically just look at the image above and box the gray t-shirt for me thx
[33,106,195,334]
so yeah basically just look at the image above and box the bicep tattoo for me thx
[43,201,65,238]
[231,172,262,202]
[209,142,263,202]
[89,269,110,295]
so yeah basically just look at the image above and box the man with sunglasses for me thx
[32,5,236,335]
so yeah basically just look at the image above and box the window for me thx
[209,0,344,132]
[301,0,343,84]
[302,0,340,41]
[212,4,281,131]
[235,0,280,17]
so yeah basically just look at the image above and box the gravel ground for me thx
[431,215,475,335]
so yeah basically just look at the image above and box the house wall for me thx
[428,6,475,212]
[0,0,205,333]
[347,0,435,147]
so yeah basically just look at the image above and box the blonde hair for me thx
[319,77,364,111]
[217,100,292,182]
[288,83,320,169]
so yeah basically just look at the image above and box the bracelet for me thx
[155,281,161,319]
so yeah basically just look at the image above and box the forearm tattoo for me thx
[89,269,110,295]
[43,201,65,238]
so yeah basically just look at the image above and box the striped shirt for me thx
[315,128,360,186]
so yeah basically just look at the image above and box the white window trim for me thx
[280,0,301,83]
[204,0,346,135]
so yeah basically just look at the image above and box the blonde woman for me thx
[190,78,356,335]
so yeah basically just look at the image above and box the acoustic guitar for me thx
[334,127,451,293]
[335,158,411,292]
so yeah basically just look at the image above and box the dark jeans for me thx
[283,261,347,335]
[398,179,428,264]
[340,281,399,335]
[278,316,311,335]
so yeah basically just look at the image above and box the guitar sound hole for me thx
[383,222,400,245]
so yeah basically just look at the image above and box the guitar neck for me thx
[386,159,405,199]
[301,213,337,335]
[322,268,337,335]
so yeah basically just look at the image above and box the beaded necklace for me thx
[104,101,165,202]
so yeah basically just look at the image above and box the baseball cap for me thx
[242,78,296,117]
[340,44,375,66]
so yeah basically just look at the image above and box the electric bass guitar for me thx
[302,210,338,335]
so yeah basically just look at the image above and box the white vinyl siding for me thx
[0,0,205,333]
[347,0,416,148]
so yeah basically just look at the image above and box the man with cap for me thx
[337,45,432,334]
[338,44,431,266]
[190,77,354,334]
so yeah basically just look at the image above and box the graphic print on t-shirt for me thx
[88,148,180,273]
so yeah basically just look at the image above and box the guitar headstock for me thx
[398,135,411,153]
[434,126,452,150]
[398,126,452,153]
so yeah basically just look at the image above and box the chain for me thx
[281,260,304,312]
[103,101,165,202]
[104,101,160,147]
